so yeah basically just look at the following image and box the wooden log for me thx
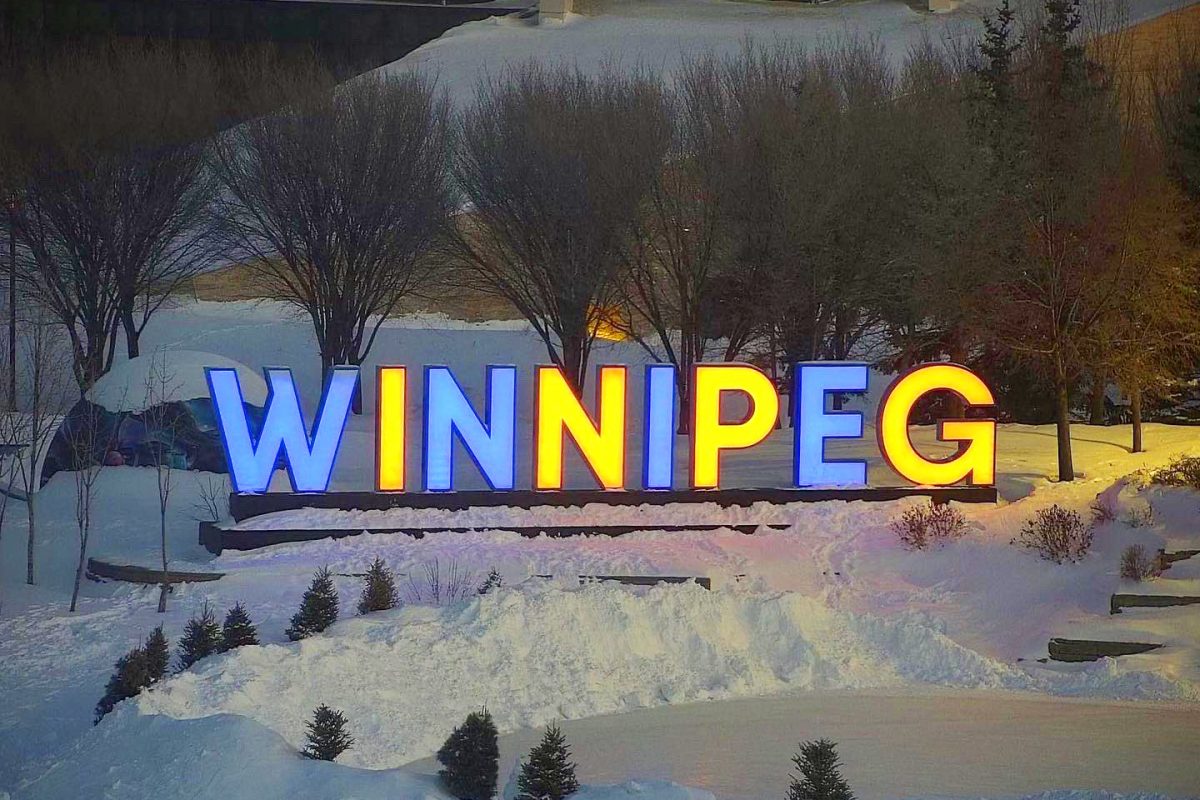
[86,558,224,585]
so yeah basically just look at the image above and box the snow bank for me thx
[129,584,1193,771]
[87,350,266,413]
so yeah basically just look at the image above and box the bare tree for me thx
[453,62,668,391]
[65,387,113,613]
[213,69,453,411]
[140,349,184,612]
[618,58,725,430]
[2,44,221,389]
[9,315,74,586]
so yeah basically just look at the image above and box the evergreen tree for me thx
[437,709,499,800]
[477,568,503,596]
[301,704,354,761]
[516,724,579,800]
[177,603,222,670]
[976,0,1021,106]
[143,625,170,682]
[222,603,259,651]
[357,557,397,615]
[286,566,340,641]
[94,647,152,723]
[787,739,854,800]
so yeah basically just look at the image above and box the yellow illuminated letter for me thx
[877,364,996,486]
[690,364,779,489]
[535,365,627,490]
[376,366,407,491]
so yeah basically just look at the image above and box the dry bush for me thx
[1148,456,1200,490]
[890,501,968,550]
[1122,503,1155,528]
[1014,505,1094,563]
[406,559,477,606]
[1120,543,1160,582]
[1089,496,1117,524]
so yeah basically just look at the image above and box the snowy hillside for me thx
[2,298,1199,799]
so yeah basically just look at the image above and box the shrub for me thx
[94,647,153,723]
[357,557,398,615]
[516,724,579,800]
[407,558,478,606]
[1148,456,1200,490]
[1014,505,1094,563]
[1089,497,1116,525]
[222,603,259,651]
[1120,544,1159,582]
[302,704,354,761]
[287,566,340,641]
[890,501,967,550]
[177,603,222,670]
[477,568,503,596]
[438,709,499,800]
[1122,504,1154,529]
[788,738,855,800]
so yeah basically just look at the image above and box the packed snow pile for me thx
[86,350,266,413]
[130,583,1193,771]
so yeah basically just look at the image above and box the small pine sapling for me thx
[301,704,354,761]
[222,603,259,651]
[357,557,398,615]
[177,603,222,670]
[478,568,503,595]
[516,724,579,800]
[438,709,499,800]
[287,566,340,641]
[788,739,855,800]
[143,625,170,682]
[94,647,152,723]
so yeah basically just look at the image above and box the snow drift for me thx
[130,583,1193,771]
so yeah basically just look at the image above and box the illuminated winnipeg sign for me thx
[205,362,996,495]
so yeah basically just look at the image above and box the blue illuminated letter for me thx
[643,364,676,489]
[207,367,357,494]
[793,363,868,486]
[423,365,517,491]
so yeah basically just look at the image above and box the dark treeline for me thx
[2,0,1200,487]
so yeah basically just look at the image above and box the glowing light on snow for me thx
[423,365,517,491]
[690,364,779,489]
[376,367,407,491]
[208,366,356,493]
[535,365,627,490]
[877,363,996,486]
[793,362,869,486]
[642,364,677,489]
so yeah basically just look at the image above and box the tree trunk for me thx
[1131,386,1144,454]
[560,332,587,395]
[122,308,140,359]
[1088,378,1106,426]
[69,535,86,612]
[158,509,169,613]
[1055,381,1074,482]
[25,492,36,585]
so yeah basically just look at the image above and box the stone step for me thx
[1157,549,1200,572]
[86,558,224,585]
[1111,593,1200,614]
[1048,637,1163,662]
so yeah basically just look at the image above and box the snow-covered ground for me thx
[1,298,1199,798]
